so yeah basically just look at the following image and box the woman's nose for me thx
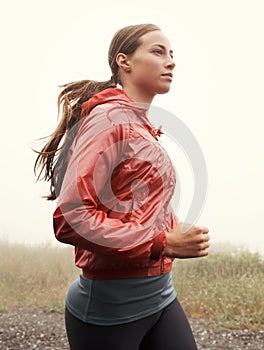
[166,58,176,70]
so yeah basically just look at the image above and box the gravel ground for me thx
[0,308,263,350]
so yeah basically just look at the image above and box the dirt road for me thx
[0,308,263,349]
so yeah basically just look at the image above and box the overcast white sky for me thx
[1,0,263,254]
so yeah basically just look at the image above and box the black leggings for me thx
[65,298,198,350]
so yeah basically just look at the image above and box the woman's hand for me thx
[163,222,210,258]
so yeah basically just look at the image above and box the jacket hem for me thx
[82,261,173,280]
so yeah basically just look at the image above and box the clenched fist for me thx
[163,222,210,258]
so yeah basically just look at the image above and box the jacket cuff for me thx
[150,231,166,260]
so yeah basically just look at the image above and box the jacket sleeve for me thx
[53,107,166,261]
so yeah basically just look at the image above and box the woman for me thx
[35,23,210,350]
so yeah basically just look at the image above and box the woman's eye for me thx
[153,49,163,55]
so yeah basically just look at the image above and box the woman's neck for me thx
[122,86,154,107]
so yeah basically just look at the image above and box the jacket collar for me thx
[81,87,163,139]
[81,88,134,118]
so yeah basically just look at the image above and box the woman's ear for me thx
[116,53,131,72]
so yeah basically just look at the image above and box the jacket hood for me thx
[81,88,134,118]
[80,87,163,138]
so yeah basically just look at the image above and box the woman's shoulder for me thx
[74,102,133,145]
[82,101,139,130]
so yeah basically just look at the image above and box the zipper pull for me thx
[161,256,165,273]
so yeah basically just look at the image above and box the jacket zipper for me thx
[161,256,165,274]
[125,198,134,222]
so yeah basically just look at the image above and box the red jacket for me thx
[53,88,178,280]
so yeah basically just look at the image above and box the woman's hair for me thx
[34,23,160,200]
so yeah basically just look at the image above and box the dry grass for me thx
[172,250,264,330]
[0,241,79,313]
[0,241,263,330]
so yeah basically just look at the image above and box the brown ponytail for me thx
[34,79,116,200]
[34,23,160,200]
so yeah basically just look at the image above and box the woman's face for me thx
[124,30,176,102]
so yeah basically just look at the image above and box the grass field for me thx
[172,250,264,330]
[0,241,263,330]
